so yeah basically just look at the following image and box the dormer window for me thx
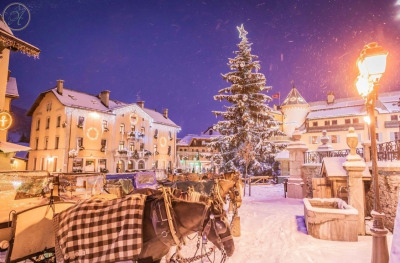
[77,116,84,128]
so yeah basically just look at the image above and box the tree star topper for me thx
[237,24,248,40]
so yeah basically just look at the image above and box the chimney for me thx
[163,108,168,118]
[7,70,11,82]
[57,80,64,95]
[99,90,110,108]
[327,91,335,105]
[137,101,145,109]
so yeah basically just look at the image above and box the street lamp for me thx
[356,42,389,263]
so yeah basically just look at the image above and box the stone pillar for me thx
[362,140,371,162]
[343,127,366,235]
[287,128,308,199]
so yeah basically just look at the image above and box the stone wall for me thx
[301,163,322,198]
[365,164,400,232]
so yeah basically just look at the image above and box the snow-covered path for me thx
[174,184,393,263]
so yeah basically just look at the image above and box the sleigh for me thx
[4,202,75,263]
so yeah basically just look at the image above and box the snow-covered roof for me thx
[275,150,289,160]
[282,87,308,106]
[27,87,180,128]
[306,91,400,120]
[6,77,18,98]
[321,157,370,178]
[0,15,40,57]
[142,108,180,128]
[177,132,218,146]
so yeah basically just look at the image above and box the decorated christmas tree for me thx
[210,24,285,176]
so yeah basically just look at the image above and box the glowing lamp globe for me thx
[357,42,388,83]
[356,75,372,98]
[363,116,371,125]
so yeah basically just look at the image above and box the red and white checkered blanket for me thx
[53,194,146,263]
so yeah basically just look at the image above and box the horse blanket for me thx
[53,194,146,263]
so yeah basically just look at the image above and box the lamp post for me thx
[356,42,389,263]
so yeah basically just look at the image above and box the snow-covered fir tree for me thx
[210,24,285,176]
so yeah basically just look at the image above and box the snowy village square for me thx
[1,1,400,263]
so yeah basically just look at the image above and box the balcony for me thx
[307,123,364,133]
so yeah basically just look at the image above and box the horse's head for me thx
[202,203,234,257]
[217,176,243,208]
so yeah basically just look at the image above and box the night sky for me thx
[3,0,400,135]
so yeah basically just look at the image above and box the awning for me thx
[0,141,31,153]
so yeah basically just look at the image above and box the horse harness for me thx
[150,187,232,263]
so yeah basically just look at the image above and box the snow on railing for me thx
[376,139,400,161]
[304,148,364,164]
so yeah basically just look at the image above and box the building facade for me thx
[27,81,180,173]
[176,127,218,173]
[0,15,40,170]
[277,87,400,151]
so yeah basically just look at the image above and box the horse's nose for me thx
[224,241,234,257]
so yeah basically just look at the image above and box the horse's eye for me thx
[235,191,239,196]
[215,221,227,234]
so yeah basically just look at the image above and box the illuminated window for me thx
[129,143,135,152]
[119,141,125,150]
[120,124,125,134]
[311,136,319,144]
[128,160,134,170]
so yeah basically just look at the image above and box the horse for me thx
[136,189,235,262]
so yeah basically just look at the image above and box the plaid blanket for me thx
[53,194,146,263]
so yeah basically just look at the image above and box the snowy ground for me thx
[0,184,394,263]
[172,184,393,263]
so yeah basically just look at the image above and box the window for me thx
[46,102,52,111]
[77,137,83,148]
[128,160,134,170]
[102,120,108,131]
[55,136,59,149]
[119,141,125,150]
[324,120,330,126]
[141,127,145,134]
[101,139,107,148]
[311,136,319,144]
[391,115,398,121]
[33,157,37,170]
[53,158,57,172]
[331,135,338,143]
[375,117,379,128]
[36,119,40,131]
[44,137,49,150]
[353,118,359,124]
[332,120,337,125]
[56,116,61,127]
[138,160,145,170]
[312,121,318,127]
[140,143,144,151]
[169,131,173,140]
[154,129,158,139]
[35,137,39,150]
[131,125,135,132]
[78,116,84,128]
[46,117,50,129]
[129,143,135,152]
[345,119,351,124]
[120,124,125,134]
[98,159,107,171]
[154,144,158,155]
[72,158,83,172]
[168,146,172,155]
